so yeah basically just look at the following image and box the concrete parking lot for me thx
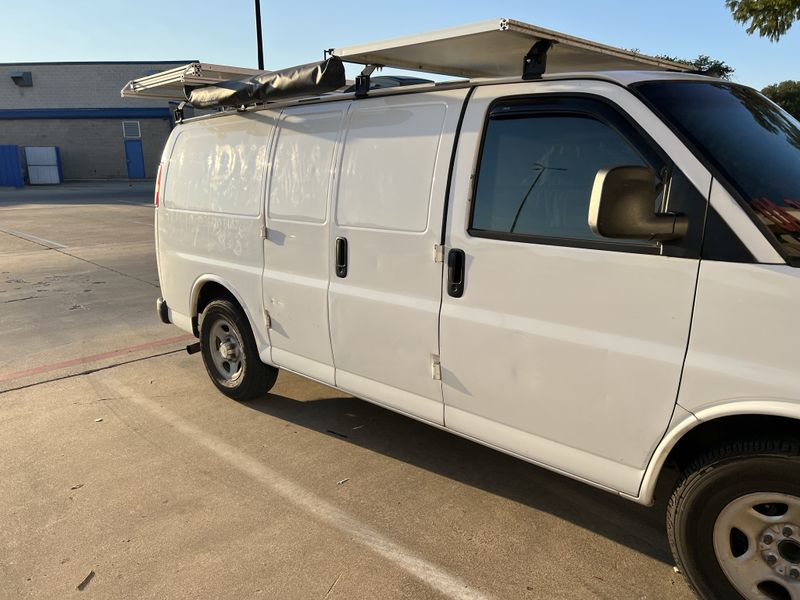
[0,183,693,599]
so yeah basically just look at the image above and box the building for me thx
[0,61,193,181]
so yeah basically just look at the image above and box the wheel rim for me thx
[207,317,244,384]
[714,492,800,600]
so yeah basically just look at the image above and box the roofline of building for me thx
[0,60,199,67]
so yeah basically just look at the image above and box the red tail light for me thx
[154,162,164,207]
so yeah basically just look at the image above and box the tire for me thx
[667,439,800,600]
[198,299,278,401]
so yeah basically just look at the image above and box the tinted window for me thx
[637,81,800,261]
[471,113,656,244]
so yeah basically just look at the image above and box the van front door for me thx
[263,104,346,385]
[328,90,469,424]
[440,83,707,496]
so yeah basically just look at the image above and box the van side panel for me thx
[158,112,276,351]
[677,253,800,416]
[328,89,469,424]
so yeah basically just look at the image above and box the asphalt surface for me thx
[0,182,694,599]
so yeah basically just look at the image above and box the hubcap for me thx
[208,318,243,383]
[714,492,800,599]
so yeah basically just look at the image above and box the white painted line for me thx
[105,378,491,600]
[0,226,66,249]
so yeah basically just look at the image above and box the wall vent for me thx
[10,71,32,87]
[122,121,141,138]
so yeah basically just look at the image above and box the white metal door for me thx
[328,90,469,424]
[262,103,347,385]
[440,81,708,496]
[25,146,61,184]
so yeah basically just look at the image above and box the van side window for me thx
[269,109,344,223]
[336,103,447,232]
[470,106,661,246]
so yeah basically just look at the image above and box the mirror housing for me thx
[588,166,688,242]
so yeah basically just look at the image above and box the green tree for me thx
[726,0,800,41]
[655,54,735,79]
[762,80,800,119]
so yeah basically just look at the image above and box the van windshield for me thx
[636,80,800,262]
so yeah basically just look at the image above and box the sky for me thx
[1,0,798,89]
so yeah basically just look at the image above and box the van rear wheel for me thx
[667,440,800,600]
[199,299,278,401]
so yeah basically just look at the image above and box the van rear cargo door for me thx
[262,104,347,385]
[328,89,469,425]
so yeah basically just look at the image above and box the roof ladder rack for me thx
[120,19,691,107]
[522,40,555,80]
[354,64,380,98]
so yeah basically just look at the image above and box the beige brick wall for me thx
[0,62,188,179]
[0,118,171,180]
[0,62,191,109]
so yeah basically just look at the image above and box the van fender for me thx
[189,274,270,355]
[633,398,800,505]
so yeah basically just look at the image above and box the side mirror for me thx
[588,166,688,242]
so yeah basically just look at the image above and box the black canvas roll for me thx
[186,56,346,108]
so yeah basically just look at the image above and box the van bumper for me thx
[156,297,171,324]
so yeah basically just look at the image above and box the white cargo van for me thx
[126,20,800,600]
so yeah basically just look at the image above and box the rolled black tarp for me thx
[186,56,346,108]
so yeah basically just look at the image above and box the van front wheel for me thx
[667,440,800,600]
[199,299,278,401]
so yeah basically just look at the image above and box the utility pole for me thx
[254,0,265,70]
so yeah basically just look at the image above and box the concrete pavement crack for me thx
[0,348,183,395]
[2,296,38,303]
[0,228,159,288]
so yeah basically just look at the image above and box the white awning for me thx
[333,18,688,79]
[121,63,266,100]
[121,19,690,103]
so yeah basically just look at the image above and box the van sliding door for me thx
[328,89,469,425]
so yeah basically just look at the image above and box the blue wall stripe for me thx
[0,107,171,120]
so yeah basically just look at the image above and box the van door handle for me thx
[335,236,348,278]
[447,248,465,297]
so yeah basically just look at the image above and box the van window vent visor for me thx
[185,56,346,109]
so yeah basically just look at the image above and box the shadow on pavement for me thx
[241,391,679,565]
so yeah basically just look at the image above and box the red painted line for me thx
[0,334,195,383]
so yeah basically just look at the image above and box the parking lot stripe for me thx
[106,378,491,600]
[0,334,194,383]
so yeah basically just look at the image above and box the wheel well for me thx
[664,414,800,473]
[192,281,243,337]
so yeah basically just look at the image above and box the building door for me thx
[124,139,145,179]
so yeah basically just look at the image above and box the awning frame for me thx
[120,18,691,106]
